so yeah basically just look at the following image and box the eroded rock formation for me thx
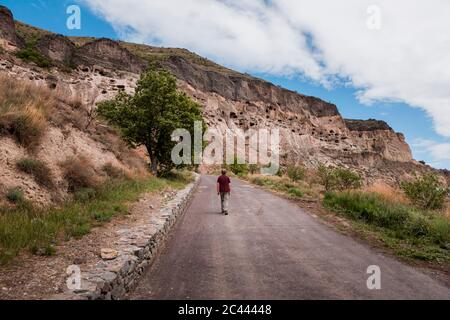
[0,6,24,51]
[0,5,437,186]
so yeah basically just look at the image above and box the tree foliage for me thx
[248,164,259,175]
[318,164,362,192]
[97,69,204,175]
[401,173,449,210]
[227,157,249,176]
[286,164,306,182]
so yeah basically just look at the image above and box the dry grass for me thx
[16,158,54,189]
[0,174,189,264]
[365,182,409,205]
[102,163,125,179]
[0,75,56,148]
[60,156,101,192]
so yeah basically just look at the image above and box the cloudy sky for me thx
[2,0,450,168]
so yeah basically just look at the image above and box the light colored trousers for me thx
[220,192,230,213]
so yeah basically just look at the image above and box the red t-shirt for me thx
[217,175,231,193]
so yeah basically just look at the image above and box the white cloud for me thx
[413,139,450,168]
[81,0,450,137]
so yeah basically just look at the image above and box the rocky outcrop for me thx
[36,34,75,65]
[73,38,147,74]
[0,5,425,184]
[163,55,339,118]
[345,119,392,132]
[0,6,24,51]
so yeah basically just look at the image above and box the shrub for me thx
[275,166,284,177]
[287,165,306,182]
[227,157,249,176]
[15,42,52,68]
[61,156,100,192]
[317,164,335,191]
[16,158,54,188]
[333,168,362,191]
[318,164,362,191]
[102,163,125,179]
[323,191,450,246]
[0,75,54,148]
[287,187,303,198]
[249,164,259,175]
[401,173,449,210]
[6,188,24,204]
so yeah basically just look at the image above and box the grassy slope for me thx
[14,21,250,78]
[0,173,192,264]
[323,191,450,263]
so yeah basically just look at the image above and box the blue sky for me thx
[1,0,449,169]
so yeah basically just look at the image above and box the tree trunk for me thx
[150,159,158,176]
[146,144,158,176]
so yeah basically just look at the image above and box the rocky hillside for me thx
[0,6,149,205]
[0,5,441,189]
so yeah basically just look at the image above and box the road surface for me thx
[130,176,450,300]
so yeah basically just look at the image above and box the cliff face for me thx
[0,5,424,184]
[162,55,339,117]
[165,55,413,177]
[0,6,23,51]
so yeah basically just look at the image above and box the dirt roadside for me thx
[0,188,177,300]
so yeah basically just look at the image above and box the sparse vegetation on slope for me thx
[401,173,449,210]
[16,158,54,189]
[0,75,54,148]
[60,156,100,193]
[287,165,306,182]
[5,187,24,204]
[323,191,450,262]
[16,41,52,68]
[0,173,192,264]
[317,164,362,192]
[14,21,51,44]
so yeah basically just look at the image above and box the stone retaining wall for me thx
[54,174,200,300]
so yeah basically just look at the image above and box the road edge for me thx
[51,173,201,300]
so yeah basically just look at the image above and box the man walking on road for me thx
[217,169,231,215]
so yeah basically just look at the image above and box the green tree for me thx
[401,173,449,210]
[317,164,335,191]
[333,167,362,191]
[248,164,259,175]
[287,164,306,182]
[318,164,362,192]
[97,69,204,176]
[227,157,249,176]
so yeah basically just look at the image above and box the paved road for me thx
[130,176,450,300]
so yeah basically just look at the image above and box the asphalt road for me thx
[130,176,450,300]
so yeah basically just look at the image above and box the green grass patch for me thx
[0,174,190,264]
[5,188,24,204]
[323,191,450,263]
[15,41,52,68]
[248,176,317,199]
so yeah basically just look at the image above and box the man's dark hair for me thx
[221,169,227,175]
